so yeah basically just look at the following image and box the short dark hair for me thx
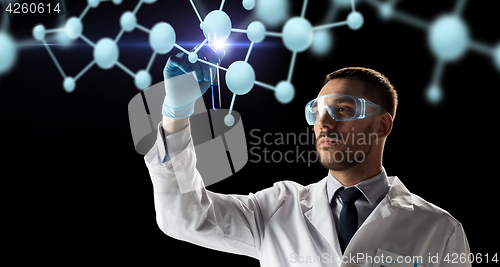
[324,67,398,120]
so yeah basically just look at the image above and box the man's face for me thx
[314,78,377,171]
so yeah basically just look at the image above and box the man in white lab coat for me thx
[145,51,470,267]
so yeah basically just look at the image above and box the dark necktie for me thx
[337,187,363,254]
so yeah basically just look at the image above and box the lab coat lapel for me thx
[302,178,343,257]
[358,176,414,229]
[345,177,415,264]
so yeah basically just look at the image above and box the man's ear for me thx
[376,112,393,139]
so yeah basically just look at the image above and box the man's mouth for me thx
[319,138,340,147]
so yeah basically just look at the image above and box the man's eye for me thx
[336,106,350,112]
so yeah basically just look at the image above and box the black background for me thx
[2,0,499,265]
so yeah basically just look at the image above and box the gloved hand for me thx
[162,45,225,119]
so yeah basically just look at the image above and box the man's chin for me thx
[316,148,365,171]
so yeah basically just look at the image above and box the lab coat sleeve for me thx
[144,122,281,259]
[438,223,471,267]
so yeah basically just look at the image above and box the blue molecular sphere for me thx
[0,33,17,74]
[310,30,333,56]
[224,114,235,126]
[242,0,255,10]
[201,10,232,43]
[247,21,266,43]
[32,24,46,41]
[429,15,469,61]
[65,17,83,40]
[494,43,500,71]
[135,70,151,90]
[347,11,364,30]
[379,3,394,20]
[150,22,176,54]
[275,81,295,104]
[94,38,119,69]
[282,17,314,52]
[254,0,289,28]
[226,61,255,95]
[426,84,443,104]
[120,11,136,32]
[63,77,76,93]
[188,52,198,63]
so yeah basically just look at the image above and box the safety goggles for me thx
[305,94,383,125]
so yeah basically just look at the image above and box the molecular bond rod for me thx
[135,24,151,34]
[254,81,275,91]
[117,61,135,78]
[189,0,203,23]
[174,43,190,55]
[313,21,348,31]
[430,59,445,86]
[265,32,283,38]
[197,58,228,72]
[469,40,494,56]
[79,5,91,20]
[80,35,95,47]
[41,39,66,78]
[75,60,96,81]
[245,42,254,63]
[228,93,236,116]
[301,0,309,18]
[146,52,157,72]
[391,9,429,30]
[288,52,297,83]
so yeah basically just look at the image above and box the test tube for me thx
[208,33,221,110]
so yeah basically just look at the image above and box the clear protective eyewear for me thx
[305,94,383,125]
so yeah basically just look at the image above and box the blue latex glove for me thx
[162,46,224,119]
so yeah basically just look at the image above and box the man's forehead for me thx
[318,78,366,98]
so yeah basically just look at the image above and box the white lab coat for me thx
[145,129,470,267]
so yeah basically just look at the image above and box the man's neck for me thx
[329,163,382,187]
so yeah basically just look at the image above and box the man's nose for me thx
[318,109,337,130]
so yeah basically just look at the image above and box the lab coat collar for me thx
[386,176,413,211]
[301,176,414,256]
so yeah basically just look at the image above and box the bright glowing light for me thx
[213,40,225,49]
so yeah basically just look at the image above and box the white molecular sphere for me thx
[63,77,75,93]
[135,70,151,90]
[347,11,364,30]
[429,15,469,61]
[494,43,500,71]
[242,0,255,10]
[255,0,288,28]
[112,0,122,4]
[226,61,255,95]
[188,52,198,63]
[94,38,119,69]
[274,81,295,104]
[143,0,157,3]
[149,22,176,54]
[32,24,46,41]
[88,0,100,8]
[282,17,314,52]
[379,3,394,20]
[120,11,136,32]
[426,84,443,105]
[247,21,266,43]
[224,114,235,126]
[310,30,333,56]
[0,33,17,74]
[201,10,232,42]
[65,17,83,40]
